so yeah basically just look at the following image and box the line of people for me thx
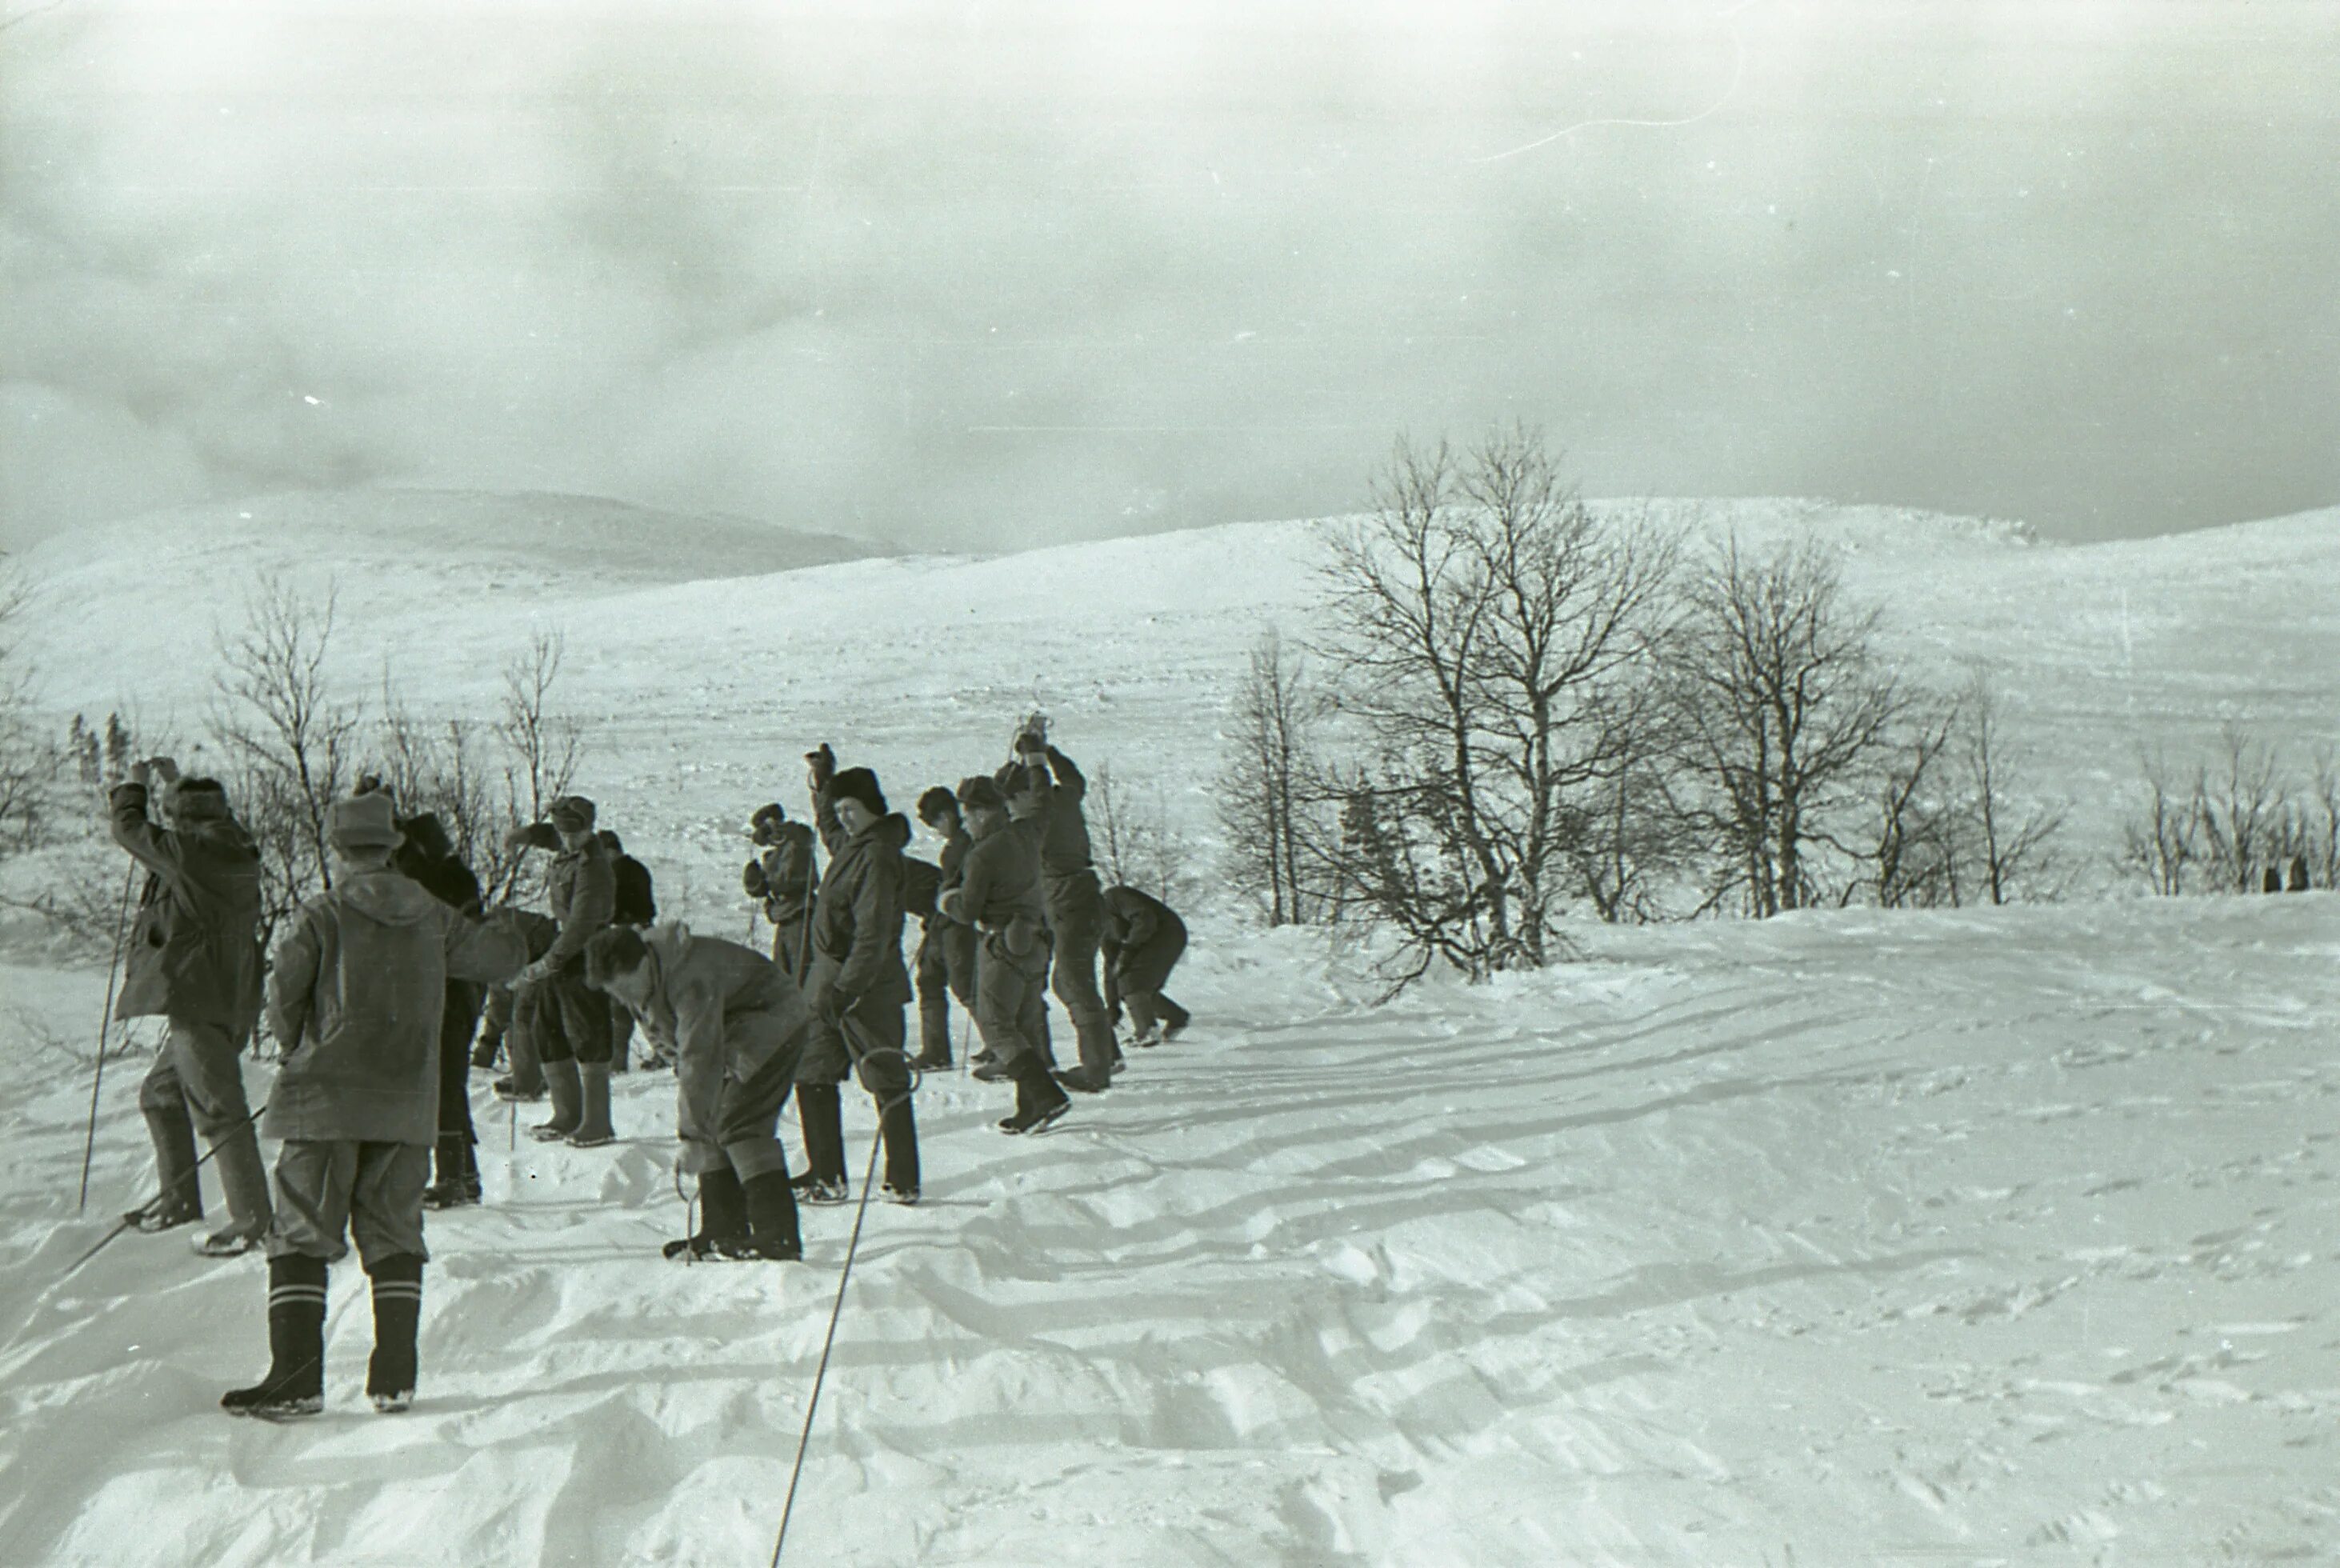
[101,720,1193,1417]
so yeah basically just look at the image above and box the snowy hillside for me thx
[2,494,2337,1564]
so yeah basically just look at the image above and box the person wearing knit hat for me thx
[942,774,1070,1134]
[223,791,526,1418]
[743,801,820,984]
[793,747,922,1205]
[500,794,620,1146]
[109,755,275,1258]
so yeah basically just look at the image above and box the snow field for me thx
[3,890,2337,1564]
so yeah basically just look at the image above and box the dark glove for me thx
[742,860,769,898]
[806,744,837,790]
[816,986,854,1026]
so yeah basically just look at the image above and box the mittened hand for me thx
[806,744,838,787]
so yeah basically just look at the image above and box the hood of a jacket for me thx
[338,869,444,926]
[645,920,695,976]
[865,813,913,853]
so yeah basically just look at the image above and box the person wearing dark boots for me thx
[941,775,1069,1135]
[1011,727,1119,1094]
[504,795,618,1147]
[795,746,922,1205]
[909,786,977,1072]
[371,801,493,1213]
[109,757,274,1258]
[586,923,810,1261]
[597,829,658,1073]
[222,793,525,1419]
[1100,883,1191,1046]
[743,802,819,982]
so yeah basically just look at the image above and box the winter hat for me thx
[330,792,403,851]
[170,778,234,823]
[827,766,886,818]
[548,794,597,833]
[955,775,1006,814]
[400,810,454,862]
[750,802,787,832]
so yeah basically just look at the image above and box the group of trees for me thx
[1217,426,2071,991]
[2119,727,2337,897]
[5,574,586,956]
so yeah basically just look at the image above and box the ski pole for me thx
[771,1046,922,1566]
[76,863,138,1214]
[62,1096,271,1282]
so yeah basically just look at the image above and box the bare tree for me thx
[1216,628,1335,926]
[1312,426,1676,986]
[0,565,51,854]
[1867,696,1962,910]
[1664,534,1907,917]
[2118,749,2201,896]
[1089,761,1206,913]
[210,576,362,943]
[491,629,582,901]
[1958,674,2066,904]
[2190,724,2292,894]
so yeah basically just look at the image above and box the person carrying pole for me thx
[742,802,819,984]
[220,791,527,1418]
[108,755,274,1258]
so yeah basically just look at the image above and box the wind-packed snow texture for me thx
[2,496,2334,1565]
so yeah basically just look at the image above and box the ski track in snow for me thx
[3,891,2338,1566]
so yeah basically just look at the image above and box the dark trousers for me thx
[532,968,612,1066]
[971,933,1050,1070]
[1109,927,1189,1037]
[433,983,486,1190]
[915,921,975,1060]
[1044,871,1117,1074]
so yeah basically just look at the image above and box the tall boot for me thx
[565,1062,617,1147]
[665,1168,747,1260]
[1158,994,1191,1041]
[792,1084,848,1201]
[222,1254,328,1419]
[365,1253,425,1413]
[998,1054,1070,1135]
[876,1094,920,1202]
[740,1170,804,1261]
[135,1099,204,1229]
[530,1058,582,1142]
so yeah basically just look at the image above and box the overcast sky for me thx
[3,0,2334,553]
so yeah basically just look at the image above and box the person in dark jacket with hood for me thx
[110,756,274,1258]
[597,828,657,1074]
[743,802,820,982]
[222,792,525,1419]
[503,794,618,1146]
[794,746,920,1204]
[1099,884,1191,1046]
[587,922,809,1261]
[365,792,494,1212]
[941,774,1070,1135]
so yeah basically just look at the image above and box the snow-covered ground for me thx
[2,494,2337,1565]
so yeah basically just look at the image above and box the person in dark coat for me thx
[588,922,809,1261]
[222,792,525,1419]
[793,746,921,1204]
[742,802,819,982]
[110,757,274,1258]
[909,786,977,1071]
[374,801,493,1212]
[940,775,1070,1135]
[597,829,657,1073]
[477,907,560,1087]
[1011,729,1119,1094]
[1099,884,1191,1046]
[503,795,618,1146]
